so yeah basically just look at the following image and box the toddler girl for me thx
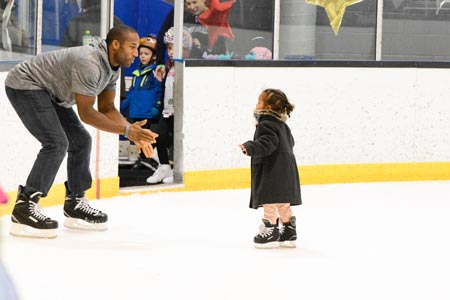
[240,88,302,248]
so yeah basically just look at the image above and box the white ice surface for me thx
[1,181,450,300]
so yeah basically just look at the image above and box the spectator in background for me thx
[243,36,273,60]
[245,46,273,60]
[147,27,192,184]
[121,35,164,170]
[157,0,234,62]
[184,0,234,58]
[156,3,174,66]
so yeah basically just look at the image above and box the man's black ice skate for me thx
[10,185,58,238]
[279,216,297,248]
[253,219,280,249]
[63,182,108,231]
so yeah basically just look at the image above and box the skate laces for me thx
[74,197,101,216]
[256,224,274,238]
[29,202,50,221]
[280,223,295,234]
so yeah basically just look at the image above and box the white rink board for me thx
[182,67,450,171]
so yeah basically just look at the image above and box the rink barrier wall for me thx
[2,161,450,217]
[181,63,450,174]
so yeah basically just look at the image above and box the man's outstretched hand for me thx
[128,120,158,158]
[135,140,154,158]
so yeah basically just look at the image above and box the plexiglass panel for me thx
[383,0,450,60]
[4,0,450,63]
[279,0,376,60]
[0,0,35,61]
[42,0,109,52]
[183,0,274,60]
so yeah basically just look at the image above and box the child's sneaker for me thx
[146,164,173,184]
[63,182,107,231]
[279,216,297,248]
[253,219,280,248]
[162,176,174,184]
[139,157,159,171]
[10,185,58,239]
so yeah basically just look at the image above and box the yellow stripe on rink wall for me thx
[184,168,251,190]
[183,162,450,189]
[1,162,450,217]
[299,162,450,185]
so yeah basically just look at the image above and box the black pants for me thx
[5,87,92,197]
[156,115,173,164]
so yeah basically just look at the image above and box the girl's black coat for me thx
[243,114,302,209]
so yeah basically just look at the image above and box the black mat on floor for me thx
[119,164,154,187]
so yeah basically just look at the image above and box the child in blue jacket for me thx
[121,35,163,169]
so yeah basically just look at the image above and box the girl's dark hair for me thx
[106,25,137,46]
[262,88,294,117]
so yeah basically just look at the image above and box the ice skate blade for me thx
[254,241,280,249]
[9,222,57,239]
[280,240,296,248]
[64,218,108,231]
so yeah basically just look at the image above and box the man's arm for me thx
[75,90,128,135]
[75,90,158,157]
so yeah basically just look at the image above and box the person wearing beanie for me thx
[147,27,192,184]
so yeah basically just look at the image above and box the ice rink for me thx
[1,181,450,300]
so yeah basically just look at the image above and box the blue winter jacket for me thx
[120,64,163,120]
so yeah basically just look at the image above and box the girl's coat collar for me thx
[254,109,287,122]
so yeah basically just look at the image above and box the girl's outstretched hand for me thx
[239,144,248,155]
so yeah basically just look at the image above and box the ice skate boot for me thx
[63,182,108,231]
[253,219,280,249]
[10,185,58,238]
[279,216,297,248]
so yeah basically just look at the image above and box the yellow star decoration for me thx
[306,0,363,34]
